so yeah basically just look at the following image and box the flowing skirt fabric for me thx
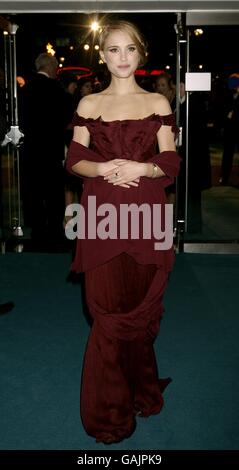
[81,252,170,443]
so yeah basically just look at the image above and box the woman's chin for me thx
[112,69,135,79]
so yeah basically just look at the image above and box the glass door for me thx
[177,12,239,250]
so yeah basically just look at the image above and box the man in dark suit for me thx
[20,53,71,245]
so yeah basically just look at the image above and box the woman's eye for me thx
[109,48,118,53]
[128,46,136,52]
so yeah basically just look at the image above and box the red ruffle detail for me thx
[71,112,179,137]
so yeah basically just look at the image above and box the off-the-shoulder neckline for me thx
[75,112,174,123]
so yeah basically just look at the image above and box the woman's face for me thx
[154,77,170,95]
[80,81,93,97]
[100,29,140,78]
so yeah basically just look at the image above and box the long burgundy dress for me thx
[66,112,181,444]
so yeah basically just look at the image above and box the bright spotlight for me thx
[46,43,56,56]
[91,21,99,32]
[194,28,204,36]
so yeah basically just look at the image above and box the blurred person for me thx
[60,74,79,147]
[178,82,211,232]
[20,53,70,245]
[93,75,103,93]
[62,75,78,96]
[154,73,177,205]
[78,77,93,97]
[66,20,180,444]
[219,73,239,186]
[73,77,93,105]
[153,72,176,111]
[16,76,26,88]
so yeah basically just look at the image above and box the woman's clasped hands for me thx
[102,159,144,188]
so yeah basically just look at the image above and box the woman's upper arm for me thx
[155,95,176,153]
[72,96,92,148]
[73,125,90,148]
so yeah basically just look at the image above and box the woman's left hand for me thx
[103,159,145,186]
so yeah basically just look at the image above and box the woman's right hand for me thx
[98,160,120,177]
[99,160,140,188]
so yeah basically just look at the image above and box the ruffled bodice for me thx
[71,112,178,162]
[66,113,181,273]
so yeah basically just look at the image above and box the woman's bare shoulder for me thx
[76,93,102,118]
[146,92,173,115]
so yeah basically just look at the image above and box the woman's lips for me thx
[118,65,130,69]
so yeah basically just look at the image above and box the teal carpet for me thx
[184,186,239,241]
[0,252,239,450]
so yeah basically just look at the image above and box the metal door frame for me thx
[0,10,182,252]
[180,11,239,253]
[2,7,239,253]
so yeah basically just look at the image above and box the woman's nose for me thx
[120,50,127,61]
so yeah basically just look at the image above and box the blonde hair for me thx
[99,20,148,67]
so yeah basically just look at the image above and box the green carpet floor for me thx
[184,186,239,241]
[0,252,239,450]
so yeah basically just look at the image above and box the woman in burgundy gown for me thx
[66,20,181,444]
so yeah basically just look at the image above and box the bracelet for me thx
[151,163,158,179]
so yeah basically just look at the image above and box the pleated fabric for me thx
[65,113,180,443]
[81,253,171,444]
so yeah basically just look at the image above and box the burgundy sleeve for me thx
[148,113,181,188]
[148,151,181,188]
[66,140,104,176]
